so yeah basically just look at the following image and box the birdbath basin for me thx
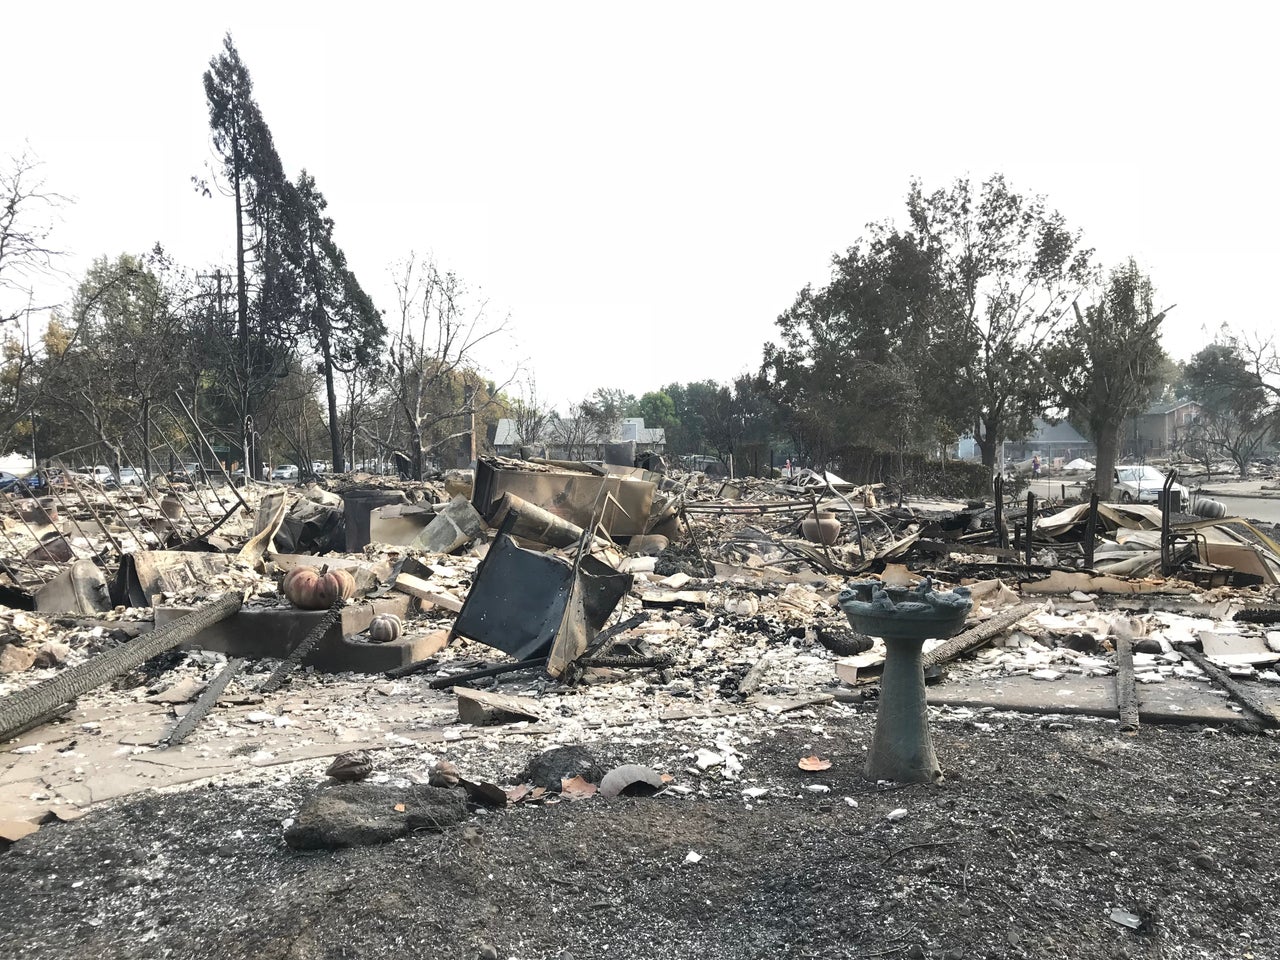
[838,578,972,784]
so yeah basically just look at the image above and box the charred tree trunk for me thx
[1094,420,1120,499]
[319,326,344,473]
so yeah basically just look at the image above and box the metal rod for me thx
[427,656,548,689]
[173,390,251,515]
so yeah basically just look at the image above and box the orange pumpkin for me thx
[283,565,357,609]
[368,613,403,643]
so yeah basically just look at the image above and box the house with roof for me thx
[1002,418,1094,465]
[493,416,665,462]
[1124,398,1203,458]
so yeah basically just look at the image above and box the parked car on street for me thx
[89,465,116,486]
[1114,465,1190,504]
[272,464,299,481]
[117,467,144,486]
[0,471,23,492]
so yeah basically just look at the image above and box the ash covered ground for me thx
[2,710,1276,960]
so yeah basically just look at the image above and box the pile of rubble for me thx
[2,454,1280,844]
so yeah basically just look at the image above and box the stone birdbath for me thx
[838,578,972,784]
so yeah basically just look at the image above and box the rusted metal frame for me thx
[46,461,114,555]
[149,412,212,532]
[172,390,252,516]
[72,454,154,556]
[127,423,242,549]
[119,436,179,519]
[1024,491,1036,569]
[0,498,56,586]
[0,517,50,587]
[60,469,129,556]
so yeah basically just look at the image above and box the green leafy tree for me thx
[908,175,1094,466]
[661,380,724,458]
[202,34,300,475]
[1047,259,1170,498]
[762,228,964,469]
[1182,338,1274,476]
[41,253,188,473]
[290,171,384,472]
[635,390,677,429]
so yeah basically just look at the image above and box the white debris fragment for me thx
[13,744,41,755]
[693,748,724,770]
[1030,669,1063,681]
[742,787,769,799]
[1109,907,1143,929]
[886,808,908,821]
[805,784,830,794]
[683,850,703,864]
[244,711,275,724]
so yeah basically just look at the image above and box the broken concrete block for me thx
[411,496,485,554]
[456,687,541,726]
[0,644,37,674]
[33,641,71,668]
[284,783,467,850]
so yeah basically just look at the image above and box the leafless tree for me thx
[511,375,552,449]
[0,148,66,327]
[547,403,597,461]
[388,255,516,478]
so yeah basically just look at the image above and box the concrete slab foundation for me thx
[926,673,1274,725]
[155,596,426,673]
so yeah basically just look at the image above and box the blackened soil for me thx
[2,715,1278,960]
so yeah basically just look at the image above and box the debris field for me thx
[1,458,1279,960]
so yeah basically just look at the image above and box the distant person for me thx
[1032,455,1041,479]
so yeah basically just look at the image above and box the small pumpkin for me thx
[367,613,403,643]
[283,564,357,609]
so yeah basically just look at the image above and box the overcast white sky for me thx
[2,2,1277,412]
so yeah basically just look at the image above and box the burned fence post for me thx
[994,473,1007,550]
[161,656,247,747]
[1114,637,1140,732]
[1025,491,1036,568]
[1083,492,1099,570]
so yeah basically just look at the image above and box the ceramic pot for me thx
[801,510,840,545]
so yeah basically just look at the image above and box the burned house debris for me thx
[1,452,1280,959]
[3,458,1278,823]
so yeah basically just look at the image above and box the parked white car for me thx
[272,464,299,481]
[1114,465,1190,504]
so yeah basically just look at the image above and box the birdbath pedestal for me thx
[838,579,972,784]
